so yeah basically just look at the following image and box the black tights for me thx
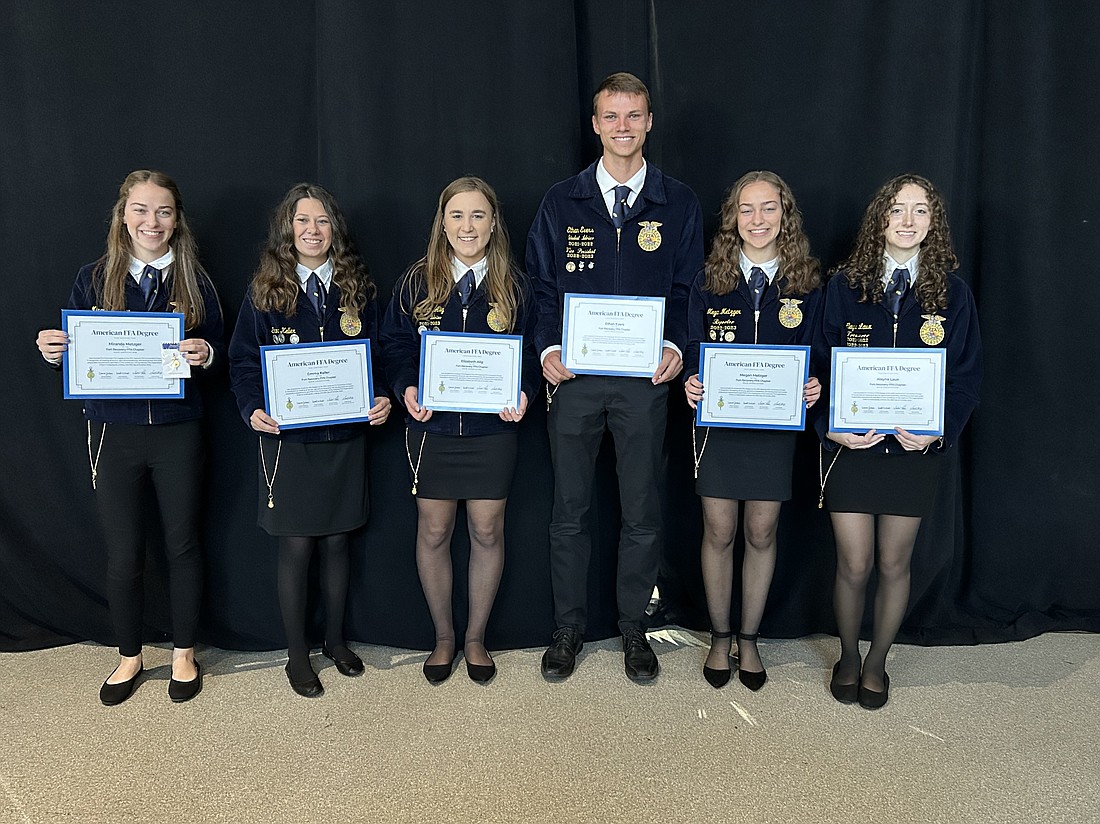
[415,498,506,668]
[830,512,921,692]
[278,533,350,681]
[699,497,781,674]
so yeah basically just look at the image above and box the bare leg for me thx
[415,498,459,666]
[700,496,739,671]
[830,512,876,686]
[464,498,507,666]
[861,514,922,691]
[106,654,143,684]
[738,500,782,674]
[171,647,196,681]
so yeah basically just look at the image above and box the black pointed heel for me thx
[702,630,734,689]
[736,632,767,691]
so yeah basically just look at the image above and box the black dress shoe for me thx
[322,645,364,677]
[829,661,860,704]
[702,630,733,689]
[622,627,658,682]
[423,655,456,684]
[736,632,767,691]
[466,658,497,684]
[285,663,323,698]
[858,672,890,710]
[541,626,583,680]
[168,661,203,703]
[99,668,143,706]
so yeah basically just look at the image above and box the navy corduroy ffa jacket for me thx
[526,161,704,357]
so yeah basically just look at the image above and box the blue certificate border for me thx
[417,331,523,414]
[829,347,946,436]
[260,339,375,430]
[695,343,810,430]
[561,293,665,378]
[62,309,185,399]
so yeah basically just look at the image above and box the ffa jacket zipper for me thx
[459,305,468,435]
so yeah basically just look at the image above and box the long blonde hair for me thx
[401,176,520,332]
[94,170,211,329]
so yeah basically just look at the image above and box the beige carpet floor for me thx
[1,631,1097,824]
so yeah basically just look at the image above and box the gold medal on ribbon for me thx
[486,304,507,332]
[919,314,946,345]
[339,308,362,336]
[778,298,804,328]
[637,221,662,252]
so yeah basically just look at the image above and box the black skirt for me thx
[694,426,798,501]
[256,434,369,536]
[405,430,517,500]
[821,446,941,516]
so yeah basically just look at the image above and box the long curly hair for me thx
[94,170,212,330]
[832,173,957,312]
[703,170,820,297]
[400,176,521,332]
[250,183,375,316]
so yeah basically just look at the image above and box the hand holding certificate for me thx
[562,293,665,377]
[418,331,522,414]
[62,309,186,399]
[261,340,375,429]
[829,347,946,436]
[696,344,810,430]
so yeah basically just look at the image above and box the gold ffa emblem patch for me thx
[919,314,946,345]
[637,221,662,252]
[486,304,507,332]
[778,299,804,328]
[339,309,362,337]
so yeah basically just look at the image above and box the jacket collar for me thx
[568,160,669,208]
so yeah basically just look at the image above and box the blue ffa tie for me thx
[306,273,326,317]
[457,269,476,306]
[748,266,767,311]
[612,184,632,229]
[883,267,909,316]
[140,265,159,310]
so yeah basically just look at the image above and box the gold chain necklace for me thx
[817,443,843,509]
[405,427,427,495]
[87,422,106,489]
[691,423,710,480]
[259,438,282,509]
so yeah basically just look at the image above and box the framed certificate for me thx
[696,344,810,430]
[261,340,375,430]
[829,347,946,436]
[418,331,523,414]
[561,293,664,377]
[62,309,186,399]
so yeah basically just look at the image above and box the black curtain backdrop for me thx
[3,1,1097,652]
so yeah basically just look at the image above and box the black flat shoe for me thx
[322,645,364,677]
[829,661,859,704]
[702,630,732,689]
[736,632,767,691]
[466,658,497,684]
[423,655,455,684]
[99,668,143,706]
[285,663,323,698]
[858,672,890,710]
[168,661,203,703]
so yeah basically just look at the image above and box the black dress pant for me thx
[547,375,667,634]
[92,420,204,656]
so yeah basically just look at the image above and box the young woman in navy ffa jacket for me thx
[380,176,537,684]
[228,183,390,698]
[815,174,982,709]
[35,170,224,705]
[683,171,823,691]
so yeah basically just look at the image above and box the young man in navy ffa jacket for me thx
[527,72,704,681]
